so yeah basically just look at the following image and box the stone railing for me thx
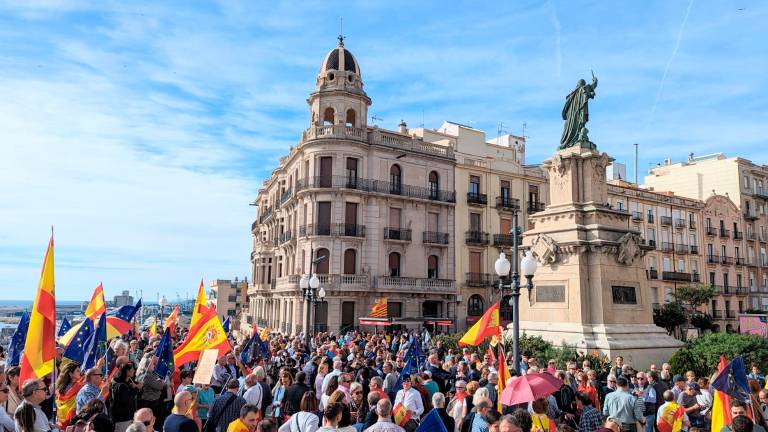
[375,276,455,293]
[301,126,455,159]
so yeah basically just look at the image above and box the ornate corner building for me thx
[244,39,457,335]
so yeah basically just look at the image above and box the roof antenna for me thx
[338,17,344,46]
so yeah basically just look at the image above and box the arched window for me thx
[315,248,330,274]
[427,255,439,279]
[428,171,439,199]
[345,109,356,128]
[343,249,357,275]
[390,165,402,194]
[388,252,401,277]
[467,295,484,317]
[323,107,335,126]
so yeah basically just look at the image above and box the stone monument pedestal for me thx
[519,146,682,367]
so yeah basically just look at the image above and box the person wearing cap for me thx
[677,382,706,430]
[393,373,424,422]
[602,377,644,432]
[671,375,686,400]
[76,368,104,414]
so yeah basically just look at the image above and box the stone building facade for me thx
[246,39,457,335]
[411,122,548,330]
[209,278,248,324]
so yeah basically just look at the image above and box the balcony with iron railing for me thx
[662,271,692,282]
[465,272,493,287]
[383,228,412,241]
[761,284,768,293]
[763,258,768,267]
[748,232,758,241]
[692,273,701,282]
[466,231,490,246]
[726,310,737,319]
[735,256,746,266]
[423,231,450,245]
[755,188,768,199]
[707,254,720,264]
[279,188,292,206]
[251,220,259,232]
[259,206,275,223]
[712,310,723,319]
[706,226,717,236]
[299,223,366,238]
[647,269,659,279]
[660,216,673,226]
[467,192,488,206]
[493,234,522,247]
[632,211,643,221]
[675,243,688,254]
[528,202,546,213]
[690,245,699,254]
[496,196,520,211]
[762,234,768,242]
[647,214,655,223]
[734,230,744,240]
[302,125,455,158]
[279,230,293,244]
[675,218,687,229]
[744,211,759,221]
[660,242,674,253]
[295,175,456,203]
[721,256,734,265]
[689,220,697,229]
[720,228,730,238]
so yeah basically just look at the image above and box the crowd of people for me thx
[0,327,766,432]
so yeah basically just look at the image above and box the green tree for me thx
[690,313,714,332]
[669,332,768,377]
[675,283,717,311]
[653,302,687,335]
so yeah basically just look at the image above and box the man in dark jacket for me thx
[427,354,451,393]
[433,392,455,432]
[282,371,311,417]
[207,380,246,432]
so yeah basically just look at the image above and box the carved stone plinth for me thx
[518,146,682,367]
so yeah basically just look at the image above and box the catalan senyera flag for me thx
[657,401,685,432]
[711,355,733,432]
[458,302,500,346]
[190,279,210,329]
[392,402,413,428]
[165,305,180,337]
[370,297,388,318]
[56,377,85,429]
[19,235,57,385]
[497,347,511,412]
[84,283,106,319]
[173,306,232,367]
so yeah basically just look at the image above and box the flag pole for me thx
[51,225,58,430]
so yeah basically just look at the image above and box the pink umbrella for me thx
[499,372,564,406]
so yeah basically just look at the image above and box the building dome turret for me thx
[320,36,360,75]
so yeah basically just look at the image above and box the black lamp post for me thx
[493,210,538,374]
[300,253,327,350]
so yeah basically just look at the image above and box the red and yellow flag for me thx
[148,320,157,337]
[392,402,413,427]
[190,279,210,329]
[56,377,84,429]
[20,235,57,384]
[657,401,685,432]
[459,302,500,346]
[173,306,232,366]
[370,297,388,318]
[711,355,733,432]
[497,347,511,412]
[165,305,180,336]
[84,283,106,319]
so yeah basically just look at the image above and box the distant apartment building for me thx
[112,290,133,308]
[246,39,457,335]
[411,122,548,330]
[209,278,248,324]
[645,153,768,313]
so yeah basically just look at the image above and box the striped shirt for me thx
[208,393,246,432]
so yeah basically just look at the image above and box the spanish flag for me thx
[497,347,511,412]
[371,297,388,318]
[458,302,500,346]
[165,305,180,336]
[657,401,685,432]
[20,235,57,384]
[56,377,84,428]
[84,283,106,319]
[173,306,232,366]
[392,402,413,428]
[190,279,210,329]
[149,320,157,337]
[710,355,733,432]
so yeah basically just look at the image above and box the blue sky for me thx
[1,0,766,301]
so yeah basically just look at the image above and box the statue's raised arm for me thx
[558,72,598,150]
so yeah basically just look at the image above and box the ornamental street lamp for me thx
[158,295,168,328]
[493,210,538,374]
[301,253,327,350]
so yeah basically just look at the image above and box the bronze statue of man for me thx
[559,71,598,149]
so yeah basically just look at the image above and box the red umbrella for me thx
[500,372,564,406]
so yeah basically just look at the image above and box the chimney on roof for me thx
[399,119,407,134]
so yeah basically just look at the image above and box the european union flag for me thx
[239,335,254,365]
[154,329,174,379]
[711,355,750,401]
[81,314,106,373]
[58,317,72,338]
[415,409,448,432]
[108,299,142,321]
[222,317,230,333]
[254,331,269,358]
[63,318,95,364]
[7,311,30,367]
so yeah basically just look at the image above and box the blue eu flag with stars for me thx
[80,314,106,373]
[58,317,72,338]
[154,329,174,380]
[63,318,94,364]
[7,311,30,367]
